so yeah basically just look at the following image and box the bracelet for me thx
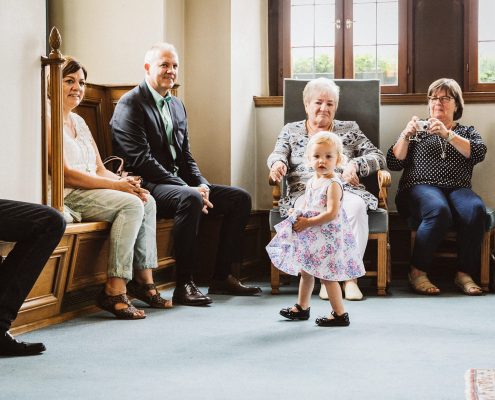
[399,132,409,141]
[446,130,456,142]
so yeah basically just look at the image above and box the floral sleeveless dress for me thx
[266,176,365,281]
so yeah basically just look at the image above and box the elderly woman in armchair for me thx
[387,78,486,296]
[267,78,386,301]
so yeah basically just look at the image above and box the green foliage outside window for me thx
[479,57,495,83]
[292,53,397,84]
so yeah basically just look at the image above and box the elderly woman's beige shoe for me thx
[454,274,483,296]
[408,272,440,295]
[319,285,329,300]
[343,280,364,301]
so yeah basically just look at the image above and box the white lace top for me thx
[62,112,98,197]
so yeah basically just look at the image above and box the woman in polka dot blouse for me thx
[386,78,487,296]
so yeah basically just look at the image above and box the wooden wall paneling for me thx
[413,0,465,92]
[75,84,111,160]
[238,211,270,277]
[11,234,73,327]
[65,229,110,292]
[156,219,176,270]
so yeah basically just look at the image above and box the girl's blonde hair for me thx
[306,131,344,167]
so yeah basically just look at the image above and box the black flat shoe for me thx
[173,281,212,306]
[0,331,46,356]
[208,275,262,296]
[280,304,310,320]
[315,311,350,327]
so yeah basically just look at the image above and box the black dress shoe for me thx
[0,331,46,356]
[280,304,310,320]
[172,281,212,306]
[208,275,262,296]
[315,311,350,327]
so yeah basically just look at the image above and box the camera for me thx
[416,120,430,132]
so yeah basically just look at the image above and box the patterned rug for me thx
[466,369,495,400]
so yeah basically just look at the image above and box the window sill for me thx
[253,92,495,107]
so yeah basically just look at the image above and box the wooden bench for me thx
[5,83,269,334]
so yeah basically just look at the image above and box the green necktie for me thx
[161,97,176,160]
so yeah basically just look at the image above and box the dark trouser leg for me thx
[148,184,203,284]
[447,188,486,275]
[0,200,66,332]
[401,185,452,273]
[207,185,251,280]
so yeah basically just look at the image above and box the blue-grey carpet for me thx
[1,280,493,400]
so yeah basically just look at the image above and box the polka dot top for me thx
[386,123,487,195]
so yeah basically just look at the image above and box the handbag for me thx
[103,156,129,178]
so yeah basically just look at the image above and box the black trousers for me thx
[0,200,66,332]
[145,183,251,284]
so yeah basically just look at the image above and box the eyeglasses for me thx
[428,96,453,104]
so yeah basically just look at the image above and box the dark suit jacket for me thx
[111,81,209,188]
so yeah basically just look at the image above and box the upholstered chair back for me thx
[283,79,380,197]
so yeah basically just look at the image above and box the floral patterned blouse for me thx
[386,123,487,196]
[267,119,386,217]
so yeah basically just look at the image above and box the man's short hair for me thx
[144,42,178,65]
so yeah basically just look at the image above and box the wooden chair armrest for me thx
[269,176,281,208]
[377,169,391,210]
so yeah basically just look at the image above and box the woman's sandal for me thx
[454,275,483,296]
[127,280,173,309]
[96,290,146,319]
[408,273,440,296]
[280,304,310,320]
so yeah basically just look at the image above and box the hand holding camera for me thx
[415,119,431,132]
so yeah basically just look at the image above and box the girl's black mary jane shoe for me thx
[280,303,310,320]
[315,311,350,327]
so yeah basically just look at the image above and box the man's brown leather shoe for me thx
[172,281,212,306]
[208,275,262,296]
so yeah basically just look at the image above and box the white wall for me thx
[231,0,267,198]
[49,0,165,85]
[0,0,46,201]
[184,0,232,185]
[256,103,495,211]
[164,0,185,96]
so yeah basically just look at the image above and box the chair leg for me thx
[271,263,280,294]
[480,230,491,292]
[376,233,388,296]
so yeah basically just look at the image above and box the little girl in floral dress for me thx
[266,131,365,327]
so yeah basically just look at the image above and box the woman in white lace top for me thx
[48,57,172,319]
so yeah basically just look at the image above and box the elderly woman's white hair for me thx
[144,42,178,64]
[302,77,340,106]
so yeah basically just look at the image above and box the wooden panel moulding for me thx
[65,230,110,292]
[12,235,72,328]
[156,219,175,269]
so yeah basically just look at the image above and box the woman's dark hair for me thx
[62,56,88,79]
[427,78,464,121]
[47,56,87,98]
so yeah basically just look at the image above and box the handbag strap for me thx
[103,156,125,176]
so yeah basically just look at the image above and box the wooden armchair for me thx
[269,79,391,295]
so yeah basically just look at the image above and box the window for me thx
[269,0,495,98]
[478,0,495,83]
[468,0,495,91]
[270,0,406,95]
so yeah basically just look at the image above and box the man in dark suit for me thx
[111,42,261,306]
